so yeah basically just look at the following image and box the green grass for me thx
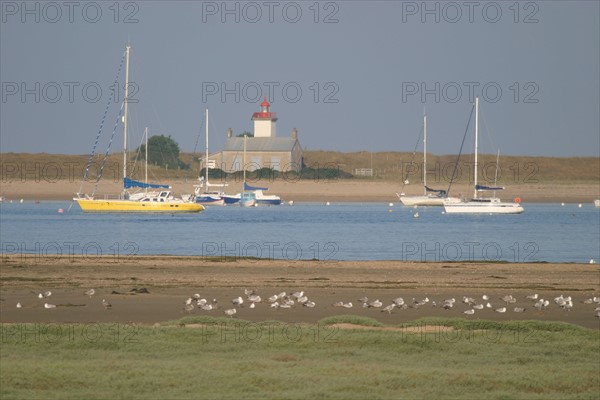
[1,317,598,399]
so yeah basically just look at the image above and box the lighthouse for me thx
[251,98,278,137]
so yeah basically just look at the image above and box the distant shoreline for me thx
[1,179,598,203]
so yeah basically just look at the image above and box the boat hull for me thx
[443,201,524,214]
[195,195,225,206]
[75,199,204,213]
[400,195,460,207]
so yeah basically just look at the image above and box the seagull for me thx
[473,304,484,310]
[43,291,52,298]
[304,301,316,308]
[382,304,395,314]
[486,302,492,308]
[38,293,43,299]
[201,304,213,311]
[583,298,594,304]
[44,303,56,309]
[270,302,280,309]
[196,298,207,306]
[248,295,262,303]
[249,303,256,309]
[184,304,195,313]
[495,307,506,313]
[84,289,95,298]
[185,297,193,306]
[16,302,22,308]
[502,295,516,304]
[342,302,353,308]
[244,288,256,296]
[462,296,475,305]
[464,309,475,315]
[297,296,309,304]
[358,296,369,303]
[232,296,244,307]
[224,308,237,317]
[292,291,304,299]
[268,295,278,303]
[192,293,201,299]
[279,303,292,309]
[102,299,112,310]
[513,307,525,313]
[442,300,454,310]
[333,301,344,307]
[526,293,538,300]
[368,299,383,308]
[413,212,419,218]
[277,292,287,299]
[482,294,489,301]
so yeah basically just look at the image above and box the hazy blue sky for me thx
[1,1,599,157]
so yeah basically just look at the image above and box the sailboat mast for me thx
[474,96,479,199]
[144,127,148,193]
[423,112,427,196]
[123,45,131,192]
[205,108,209,187]
[243,134,247,185]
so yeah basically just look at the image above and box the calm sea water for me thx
[1,201,599,263]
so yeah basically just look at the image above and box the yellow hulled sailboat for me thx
[74,46,203,213]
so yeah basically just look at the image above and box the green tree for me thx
[138,135,188,169]
[236,131,254,137]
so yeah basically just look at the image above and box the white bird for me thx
[244,288,255,296]
[197,298,207,306]
[232,296,244,307]
[304,301,316,308]
[358,296,369,303]
[292,291,304,299]
[279,303,292,309]
[249,303,256,309]
[442,301,454,310]
[583,298,594,304]
[482,294,489,301]
[514,307,525,313]
[413,212,419,218]
[44,303,56,309]
[102,299,112,310]
[333,301,344,307]
[268,295,278,303]
[224,308,237,317]
[184,304,195,313]
[38,293,43,299]
[270,302,280,309]
[201,304,214,311]
[297,296,309,304]
[84,289,95,297]
[462,296,475,305]
[368,299,383,308]
[277,292,287,299]
[192,293,201,299]
[464,309,475,315]
[495,307,506,313]
[502,295,516,304]
[342,302,353,308]
[185,297,193,306]
[486,302,492,308]
[526,293,538,300]
[248,295,262,303]
[16,302,22,308]
[473,304,484,310]
[382,304,395,314]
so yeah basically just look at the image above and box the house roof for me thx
[222,137,299,152]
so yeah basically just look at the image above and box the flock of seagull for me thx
[14,288,600,320]
[179,289,600,319]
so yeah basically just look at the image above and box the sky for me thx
[1,1,599,157]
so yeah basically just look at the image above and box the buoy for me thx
[578,204,582,208]
[58,208,64,214]
[441,211,446,214]
[514,197,521,203]
[561,202,565,206]
[404,180,409,185]
[389,203,394,207]
[325,202,330,206]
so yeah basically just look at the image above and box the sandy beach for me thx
[1,255,599,329]
[1,178,599,203]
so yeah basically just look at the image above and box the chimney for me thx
[291,128,297,140]
[227,128,232,138]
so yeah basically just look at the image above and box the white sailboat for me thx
[399,112,460,206]
[191,108,227,206]
[443,97,524,214]
[239,134,256,207]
